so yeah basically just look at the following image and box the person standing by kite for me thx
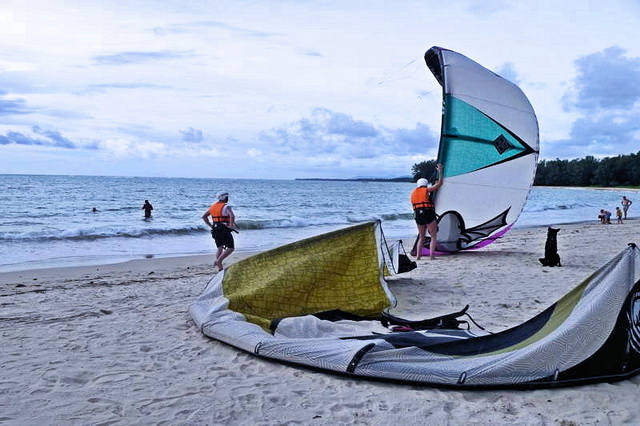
[411,163,444,260]
[202,192,237,271]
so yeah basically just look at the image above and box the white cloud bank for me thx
[1,0,639,179]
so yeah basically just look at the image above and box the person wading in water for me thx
[142,200,153,218]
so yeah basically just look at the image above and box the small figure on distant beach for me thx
[142,200,153,218]
[599,209,612,224]
[621,196,632,219]
[616,207,623,224]
[202,192,237,271]
[411,163,444,261]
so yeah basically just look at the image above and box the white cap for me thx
[216,192,229,201]
[416,178,428,187]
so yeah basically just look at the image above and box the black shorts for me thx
[212,224,235,249]
[414,208,436,225]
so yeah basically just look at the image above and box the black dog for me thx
[539,227,561,267]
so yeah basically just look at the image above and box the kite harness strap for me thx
[382,305,489,333]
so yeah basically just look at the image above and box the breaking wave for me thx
[1,214,412,243]
[0,225,205,242]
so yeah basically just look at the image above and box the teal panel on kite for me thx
[441,95,532,179]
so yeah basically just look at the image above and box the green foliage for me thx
[411,160,437,182]
[534,151,640,187]
[411,151,640,187]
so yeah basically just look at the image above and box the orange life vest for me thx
[411,187,433,210]
[209,202,230,224]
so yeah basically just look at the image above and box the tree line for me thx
[534,152,640,187]
[412,151,640,187]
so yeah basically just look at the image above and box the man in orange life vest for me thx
[202,192,237,271]
[411,163,444,260]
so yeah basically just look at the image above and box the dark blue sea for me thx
[0,174,635,272]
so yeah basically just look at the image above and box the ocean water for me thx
[0,174,636,272]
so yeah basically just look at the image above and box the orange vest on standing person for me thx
[411,187,433,210]
[209,201,230,224]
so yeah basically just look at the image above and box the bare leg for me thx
[215,247,235,271]
[214,246,224,270]
[416,224,426,260]
[427,221,438,260]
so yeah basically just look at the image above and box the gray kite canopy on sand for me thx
[191,220,640,389]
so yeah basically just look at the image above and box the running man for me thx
[202,192,237,271]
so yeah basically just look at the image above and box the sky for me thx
[1,0,640,180]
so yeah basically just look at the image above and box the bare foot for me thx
[214,260,223,271]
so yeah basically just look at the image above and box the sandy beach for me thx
[2,219,640,425]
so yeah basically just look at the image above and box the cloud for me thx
[544,47,640,159]
[4,0,639,178]
[259,108,435,161]
[0,92,31,115]
[494,62,520,85]
[152,20,274,38]
[297,49,323,58]
[181,127,204,143]
[0,127,79,149]
[93,51,193,66]
[32,126,76,149]
[567,46,640,111]
[0,61,34,73]
[101,138,167,158]
[85,83,170,93]
[0,121,221,161]
[547,111,640,158]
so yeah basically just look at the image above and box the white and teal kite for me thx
[422,46,539,254]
